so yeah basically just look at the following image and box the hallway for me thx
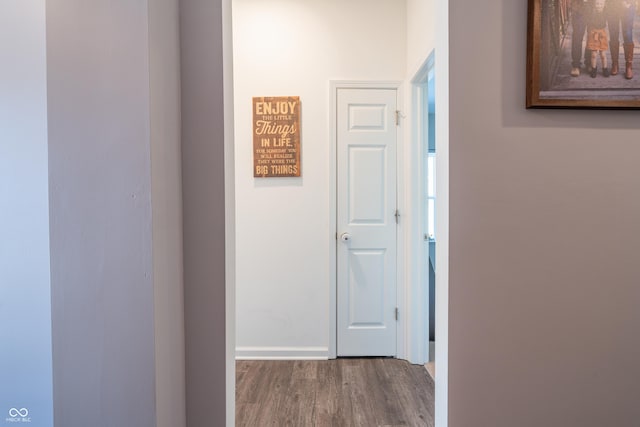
[236,359,434,426]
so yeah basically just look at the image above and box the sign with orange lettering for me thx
[253,96,301,177]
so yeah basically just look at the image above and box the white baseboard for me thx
[235,346,329,360]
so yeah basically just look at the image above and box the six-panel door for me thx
[337,88,398,357]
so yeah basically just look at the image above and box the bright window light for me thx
[426,153,436,240]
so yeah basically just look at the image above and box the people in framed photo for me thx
[527,0,640,108]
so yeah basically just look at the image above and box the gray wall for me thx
[149,0,187,426]
[0,2,53,426]
[44,0,227,424]
[448,1,640,426]
[180,0,233,425]
[47,0,176,425]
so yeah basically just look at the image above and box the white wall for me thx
[406,0,436,77]
[0,2,53,425]
[233,0,406,358]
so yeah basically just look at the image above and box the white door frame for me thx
[329,80,410,360]
[404,53,436,366]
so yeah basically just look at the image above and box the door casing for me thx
[407,52,436,365]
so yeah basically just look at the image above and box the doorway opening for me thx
[411,52,437,376]
[230,0,441,425]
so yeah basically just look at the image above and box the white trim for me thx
[435,0,450,424]
[395,83,407,362]
[329,80,405,361]
[236,347,329,360]
[329,81,338,359]
[223,0,235,425]
[403,52,435,366]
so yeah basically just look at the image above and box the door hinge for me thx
[395,110,404,126]
[395,307,399,321]
[394,209,400,224]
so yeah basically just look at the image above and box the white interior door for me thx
[337,87,397,357]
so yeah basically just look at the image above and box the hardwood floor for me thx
[236,358,434,427]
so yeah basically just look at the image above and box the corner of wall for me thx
[148,0,186,426]
[223,0,236,425]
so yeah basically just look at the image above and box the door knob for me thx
[340,232,352,242]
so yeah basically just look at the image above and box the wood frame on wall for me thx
[526,0,640,109]
[252,96,302,178]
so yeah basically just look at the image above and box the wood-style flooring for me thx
[236,358,434,427]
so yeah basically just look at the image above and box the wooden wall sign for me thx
[253,96,301,177]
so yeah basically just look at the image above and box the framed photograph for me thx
[527,0,640,109]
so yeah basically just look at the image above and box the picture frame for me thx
[252,96,302,178]
[526,0,640,109]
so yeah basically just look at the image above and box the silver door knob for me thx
[340,232,352,242]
